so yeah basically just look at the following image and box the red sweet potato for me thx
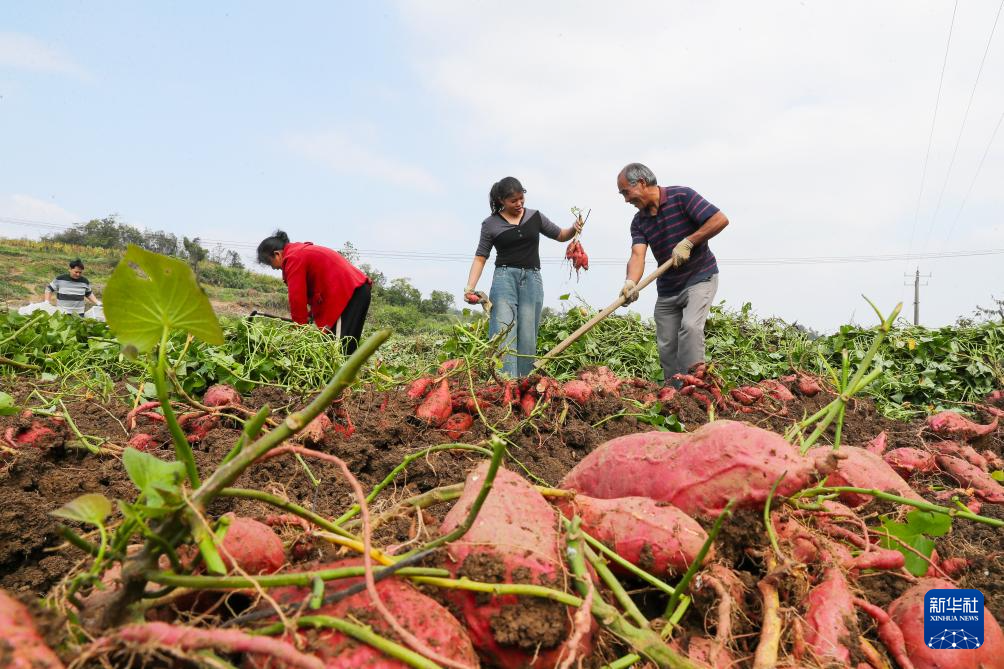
[519,391,537,416]
[444,413,474,441]
[219,514,285,575]
[438,358,464,375]
[562,421,835,517]
[845,549,906,573]
[809,446,924,507]
[931,441,990,471]
[883,447,937,478]
[758,379,794,402]
[406,376,434,400]
[246,559,477,669]
[0,589,65,668]
[297,413,332,445]
[888,577,1004,668]
[558,495,711,578]
[9,420,59,448]
[441,463,591,668]
[202,384,241,407]
[935,455,1004,503]
[804,567,855,664]
[127,433,159,452]
[415,380,451,427]
[562,380,593,404]
[927,410,999,440]
[578,366,622,396]
[864,431,888,454]
[796,375,822,397]
[657,385,677,403]
[184,414,219,444]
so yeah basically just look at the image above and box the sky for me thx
[1,1,1002,332]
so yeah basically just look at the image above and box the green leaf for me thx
[0,391,17,416]
[123,447,186,507]
[904,535,935,577]
[559,293,570,301]
[904,510,952,537]
[104,244,223,353]
[52,493,112,527]
[991,470,1004,482]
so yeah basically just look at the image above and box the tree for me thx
[420,290,454,314]
[383,277,422,308]
[974,295,1004,322]
[46,215,144,249]
[182,237,208,271]
[339,241,360,264]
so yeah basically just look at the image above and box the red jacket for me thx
[281,242,369,330]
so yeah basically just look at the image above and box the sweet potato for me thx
[809,446,924,507]
[438,358,464,375]
[935,455,1004,503]
[406,376,434,400]
[126,433,159,452]
[519,391,537,417]
[657,385,677,403]
[804,567,855,664]
[562,421,835,517]
[927,410,999,440]
[562,380,593,404]
[796,375,822,397]
[247,559,478,669]
[758,379,794,402]
[883,447,937,478]
[578,366,622,396]
[888,577,1004,668]
[558,495,711,577]
[202,384,241,407]
[931,441,990,471]
[415,379,451,427]
[218,514,285,575]
[845,549,905,573]
[297,413,332,445]
[864,430,888,454]
[184,414,219,443]
[0,589,65,668]
[8,420,59,448]
[444,413,474,441]
[441,463,591,668]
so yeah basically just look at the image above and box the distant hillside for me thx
[0,237,289,317]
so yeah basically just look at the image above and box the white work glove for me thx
[620,279,639,305]
[669,238,694,268]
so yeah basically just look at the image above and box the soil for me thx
[1,374,1002,669]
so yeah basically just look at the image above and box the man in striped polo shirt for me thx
[44,258,100,316]
[616,163,729,385]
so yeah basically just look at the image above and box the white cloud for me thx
[281,130,442,193]
[0,194,80,239]
[0,32,90,80]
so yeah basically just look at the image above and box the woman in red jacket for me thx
[256,230,372,354]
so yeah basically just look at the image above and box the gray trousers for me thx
[654,274,719,383]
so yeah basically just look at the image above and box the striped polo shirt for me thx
[630,186,720,297]
[47,274,92,314]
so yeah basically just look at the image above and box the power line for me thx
[906,0,958,258]
[940,105,1004,250]
[921,0,1004,252]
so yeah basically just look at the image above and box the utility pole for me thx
[904,269,931,325]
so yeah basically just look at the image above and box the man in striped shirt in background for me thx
[44,258,100,316]
[616,163,729,386]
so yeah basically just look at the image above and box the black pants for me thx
[336,282,372,355]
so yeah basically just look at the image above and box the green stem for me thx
[0,355,41,371]
[585,543,649,628]
[334,443,493,526]
[400,436,506,558]
[153,329,200,487]
[791,486,1003,527]
[603,655,642,669]
[220,404,271,466]
[219,487,355,538]
[581,531,675,597]
[665,500,734,618]
[256,615,442,669]
[764,475,785,560]
[146,565,449,589]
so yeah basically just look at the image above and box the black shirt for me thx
[474,209,562,269]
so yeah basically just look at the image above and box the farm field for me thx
[1,247,1003,669]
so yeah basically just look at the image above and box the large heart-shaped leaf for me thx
[104,245,223,353]
[123,447,186,507]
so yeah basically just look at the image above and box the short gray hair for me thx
[621,163,658,186]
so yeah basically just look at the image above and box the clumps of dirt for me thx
[490,596,568,651]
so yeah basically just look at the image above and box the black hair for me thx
[69,258,84,269]
[489,177,526,215]
[256,230,291,265]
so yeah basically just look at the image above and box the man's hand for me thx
[620,279,639,305]
[463,287,481,305]
[669,238,694,268]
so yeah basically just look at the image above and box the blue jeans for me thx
[489,266,543,378]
